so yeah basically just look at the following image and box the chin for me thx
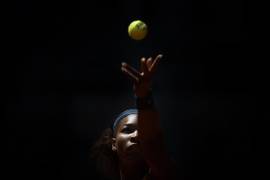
[124,155,146,167]
[124,150,143,161]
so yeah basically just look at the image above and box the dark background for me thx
[6,0,263,179]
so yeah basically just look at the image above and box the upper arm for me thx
[137,109,177,179]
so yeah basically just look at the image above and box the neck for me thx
[118,160,148,180]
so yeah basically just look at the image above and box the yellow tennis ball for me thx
[128,20,148,40]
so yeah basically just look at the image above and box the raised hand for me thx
[121,54,162,98]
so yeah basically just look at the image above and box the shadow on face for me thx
[112,114,143,162]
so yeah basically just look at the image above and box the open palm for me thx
[121,54,162,97]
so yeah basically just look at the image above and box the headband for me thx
[112,108,138,131]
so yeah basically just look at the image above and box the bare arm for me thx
[121,54,176,179]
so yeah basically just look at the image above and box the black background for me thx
[6,0,263,179]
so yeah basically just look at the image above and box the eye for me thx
[121,126,134,133]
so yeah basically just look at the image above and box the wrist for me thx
[133,81,152,98]
[135,90,154,110]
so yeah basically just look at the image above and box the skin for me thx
[112,114,141,160]
[112,54,174,180]
[112,114,148,180]
[121,54,162,98]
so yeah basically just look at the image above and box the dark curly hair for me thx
[90,127,120,180]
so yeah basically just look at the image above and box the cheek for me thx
[116,134,129,152]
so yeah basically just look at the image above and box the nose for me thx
[130,130,139,143]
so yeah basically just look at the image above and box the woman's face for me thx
[112,114,142,161]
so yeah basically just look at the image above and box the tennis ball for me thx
[128,20,148,40]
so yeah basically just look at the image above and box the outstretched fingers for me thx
[146,57,153,70]
[149,54,162,73]
[121,54,162,84]
[140,57,148,75]
[121,62,140,83]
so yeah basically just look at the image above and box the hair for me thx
[90,109,179,180]
[90,127,120,180]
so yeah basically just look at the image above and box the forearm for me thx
[137,109,162,141]
[136,91,162,141]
